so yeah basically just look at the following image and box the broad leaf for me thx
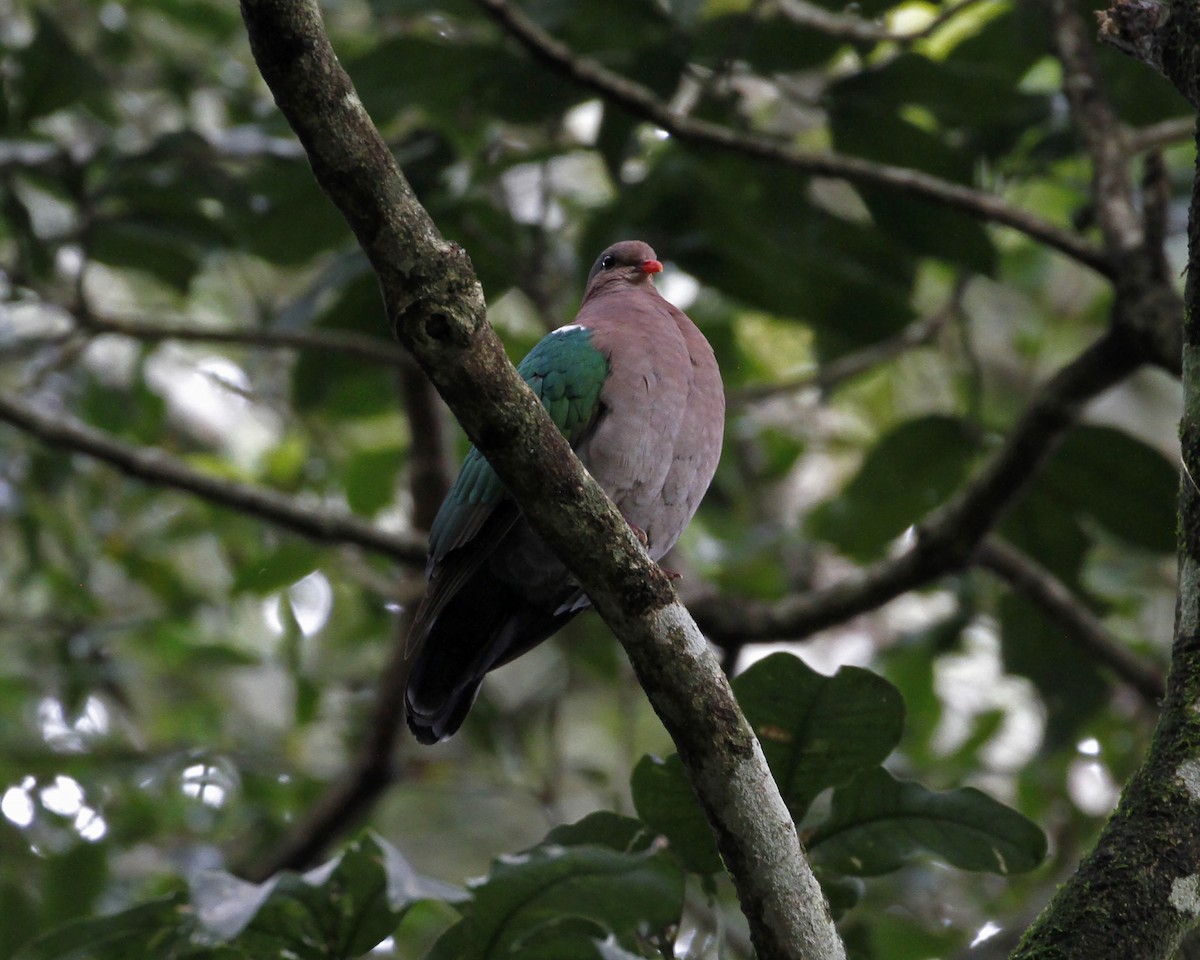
[230,546,317,594]
[543,811,657,854]
[810,415,981,561]
[429,818,684,960]
[191,832,465,957]
[733,653,906,816]
[343,447,403,516]
[631,755,722,875]
[15,896,194,960]
[810,767,1046,876]
[1041,425,1178,554]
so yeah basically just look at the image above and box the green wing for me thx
[427,325,609,565]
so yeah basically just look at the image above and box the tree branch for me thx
[474,0,1112,277]
[0,392,426,566]
[241,358,451,883]
[397,365,453,530]
[241,601,421,880]
[1127,116,1196,153]
[976,538,1165,704]
[76,311,415,368]
[1047,0,1143,256]
[692,328,1144,644]
[239,1,844,957]
[1011,4,1200,955]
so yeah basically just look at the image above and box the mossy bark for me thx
[1015,3,1200,955]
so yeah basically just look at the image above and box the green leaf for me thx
[809,415,980,561]
[691,12,838,73]
[999,477,1091,588]
[543,812,657,854]
[347,38,579,136]
[582,148,918,359]
[432,823,684,960]
[135,0,244,39]
[293,348,395,420]
[732,653,906,815]
[231,546,317,594]
[13,11,107,125]
[41,843,109,929]
[1043,426,1178,554]
[999,594,1107,746]
[631,755,722,874]
[343,447,403,516]
[817,876,863,921]
[0,879,42,960]
[810,767,1046,876]
[191,832,465,957]
[15,895,192,960]
[79,372,166,446]
[88,222,202,291]
[231,157,353,266]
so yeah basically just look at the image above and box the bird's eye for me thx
[600,254,616,270]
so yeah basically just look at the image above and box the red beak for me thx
[640,259,664,274]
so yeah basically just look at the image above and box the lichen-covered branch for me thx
[238,1,844,956]
[1012,2,1200,955]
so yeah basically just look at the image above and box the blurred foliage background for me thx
[0,0,1191,956]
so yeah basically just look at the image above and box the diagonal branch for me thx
[692,327,1145,644]
[1126,116,1196,153]
[976,538,1165,704]
[239,2,844,957]
[241,602,422,880]
[474,0,1112,277]
[0,392,426,566]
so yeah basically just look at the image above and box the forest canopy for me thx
[0,0,1196,957]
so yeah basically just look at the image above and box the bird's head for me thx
[585,240,663,295]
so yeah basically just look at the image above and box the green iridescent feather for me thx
[427,326,609,563]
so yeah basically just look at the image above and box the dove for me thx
[404,240,724,743]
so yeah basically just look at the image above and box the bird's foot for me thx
[629,523,650,549]
[660,567,682,581]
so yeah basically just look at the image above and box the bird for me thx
[403,240,725,744]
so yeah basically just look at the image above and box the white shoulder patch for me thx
[553,324,585,335]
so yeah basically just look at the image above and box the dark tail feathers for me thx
[403,574,582,743]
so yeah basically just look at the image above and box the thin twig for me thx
[1126,116,1196,154]
[732,279,965,403]
[474,0,1112,277]
[1047,0,1143,255]
[0,392,427,566]
[1142,149,1172,280]
[246,364,454,878]
[777,0,987,45]
[76,311,415,367]
[1047,0,1183,373]
[976,538,1165,704]
[241,600,421,879]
